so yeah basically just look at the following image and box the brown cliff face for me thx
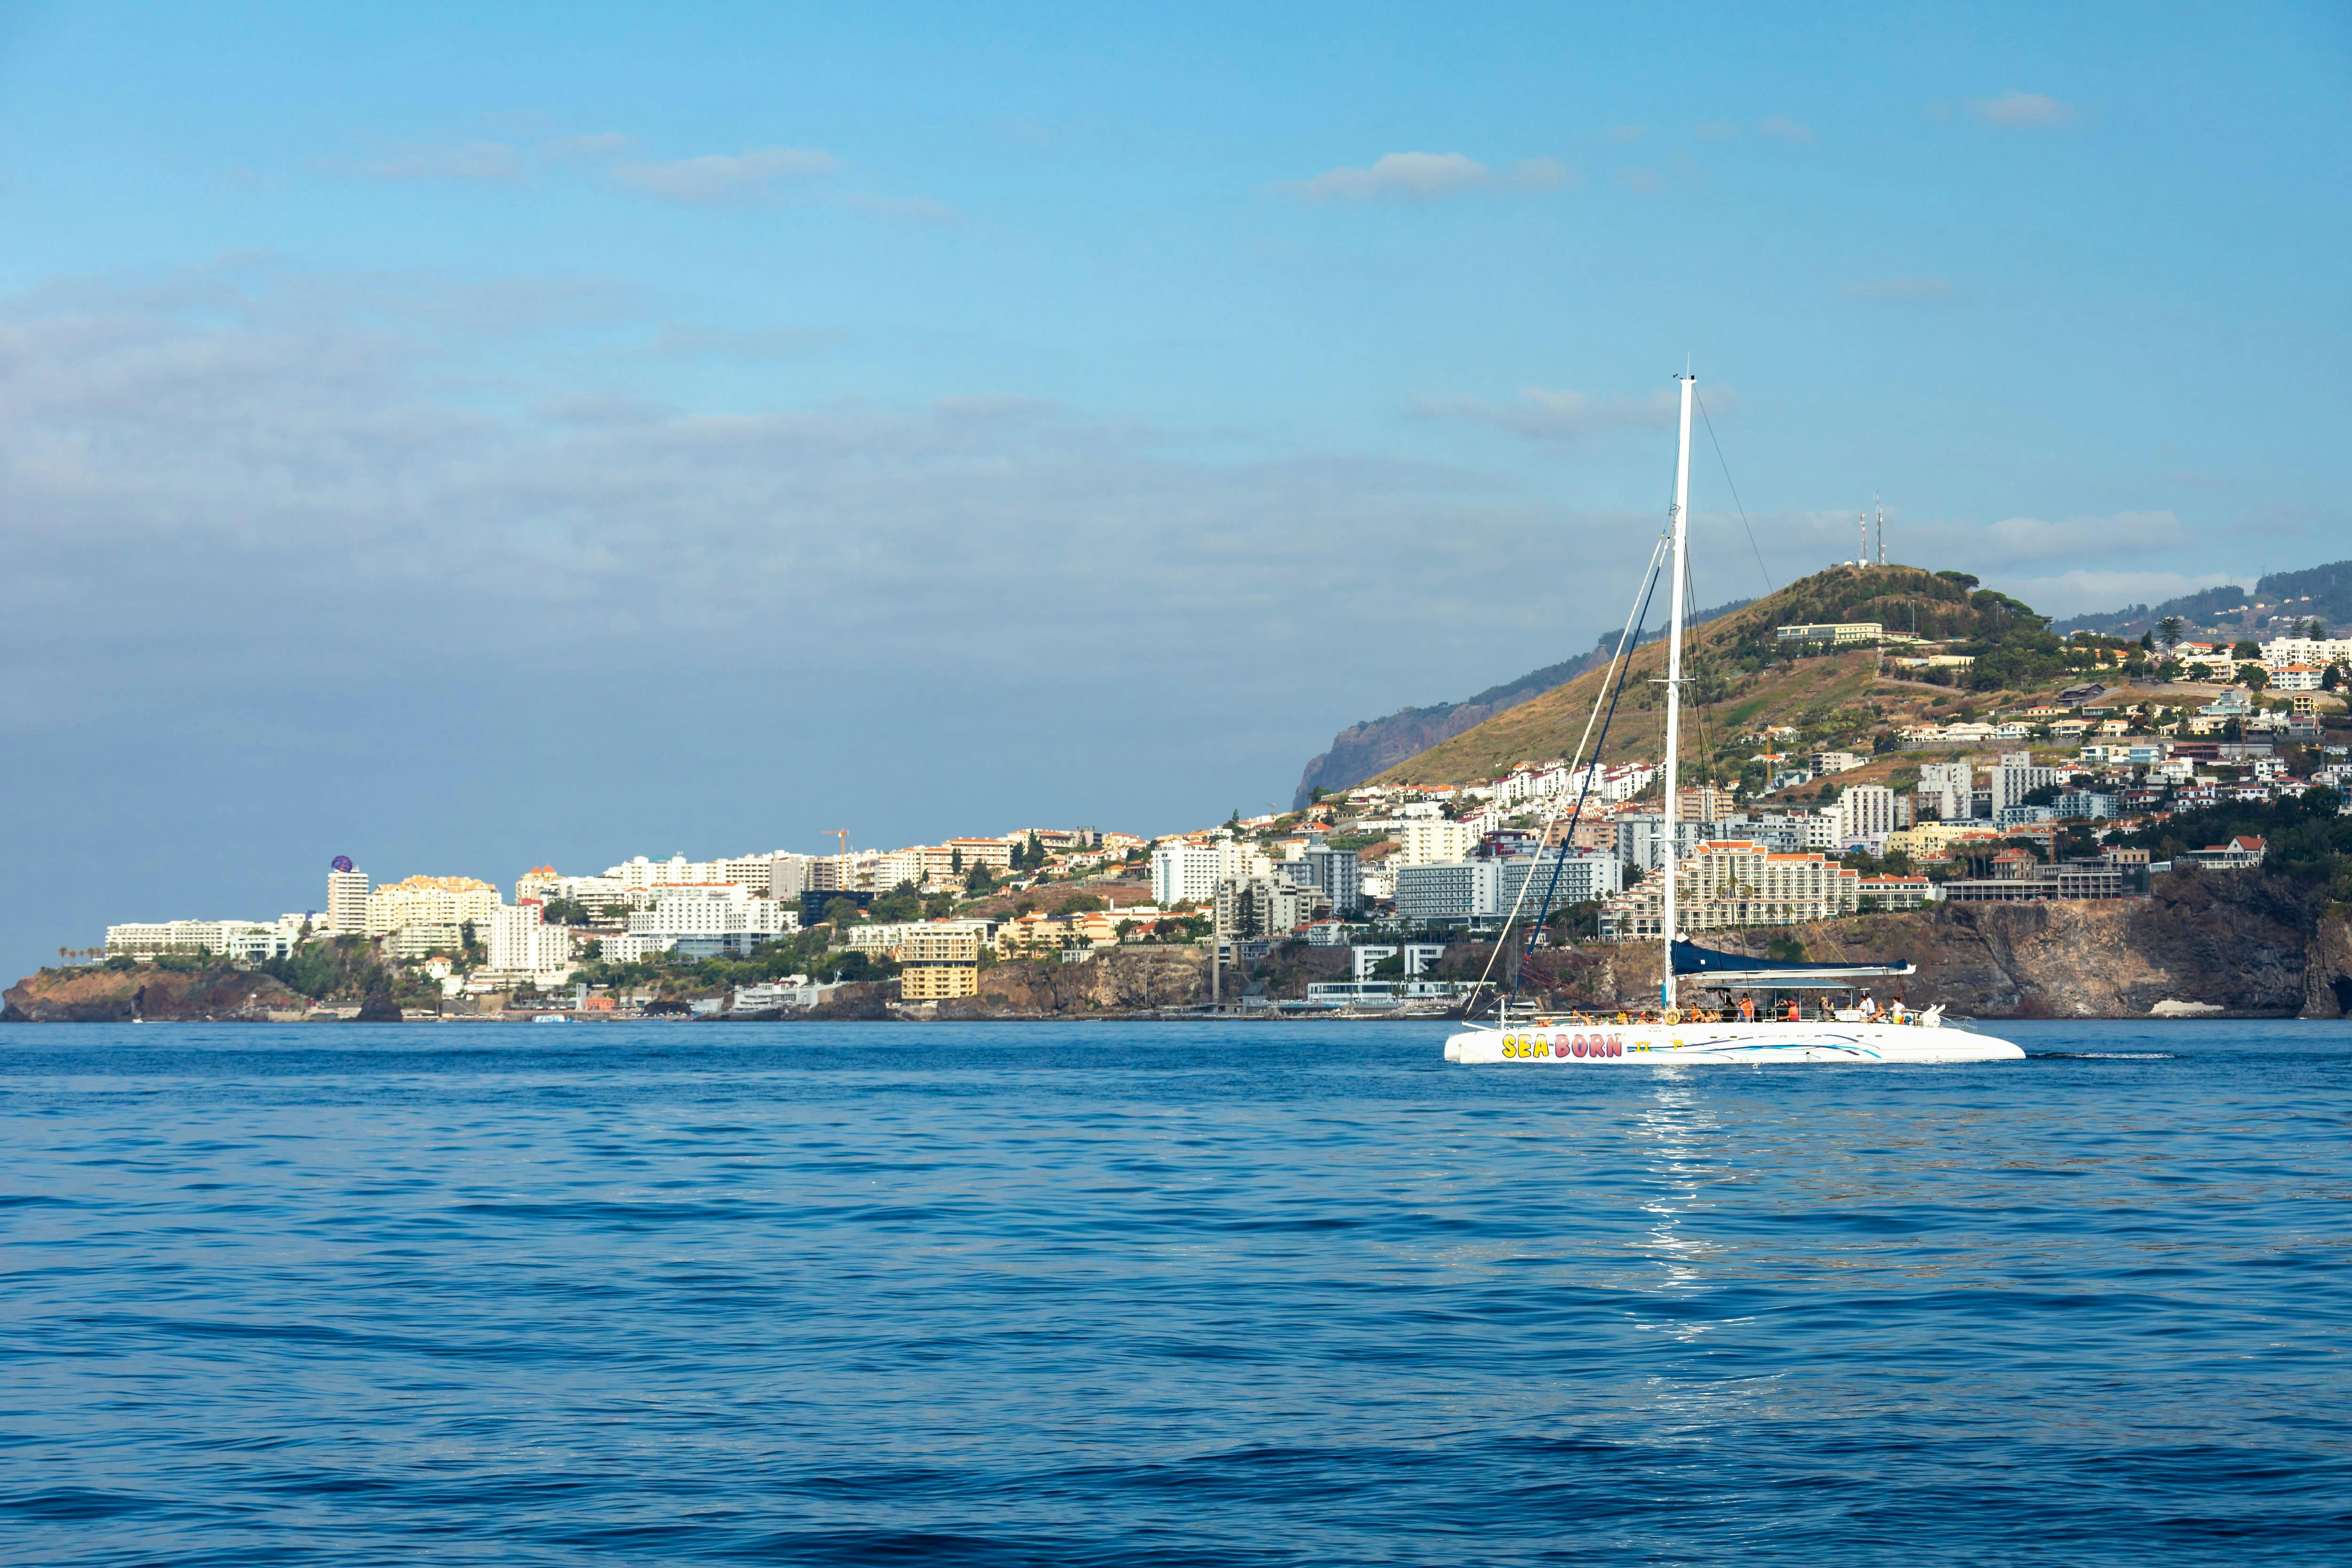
[2299,913,2352,1019]
[938,947,1209,1017]
[1458,873,2343,1020]
[1590,872,2328,1019]
[3,966,301,1022]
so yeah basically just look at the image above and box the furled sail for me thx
[1671,940,1915,987]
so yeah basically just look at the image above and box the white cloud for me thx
[1693,122,1741,142]
[1840,278,1955,300]
[1970,92,2079,128]
[1979,510,2189,563]
[613,147,841,204]
[1419,385,1691,442]
[1990,568,2242,618]
[1758,117,1814,144]
[0,262,1612,737]
[1284,152,1570,202]
[1616,167,1661,192]
[325,142,525,183]
[1606,125,1648,143]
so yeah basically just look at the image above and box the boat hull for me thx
[1444,1019,2021,1065]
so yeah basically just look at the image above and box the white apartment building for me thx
[1495,852,1624,911]
[105,917,302,963]
[1614,814,1707,873]
[326,868,370,934]
[1600,840,1862,941]
[601,854,783,894]
[1391,861,1503,925]
[768,853,813,900]
[845,918,997,955]
[871,848,928,891]
[1836,785,1899,842]
[1151,842,1221,906]
[1150,839,1271,906]
[489,903,575,976]
[625,885,797,942]
[1396,819,1477,867]
[1214,875,1325,940]
[516,868,636,909]
[1916,761,1973,821]
[1989,753,2068,814]
[945,837,1015,871]
[365,876,501,938]
[2261,636,2352,669]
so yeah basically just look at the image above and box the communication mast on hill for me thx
[1875,492,1886,565]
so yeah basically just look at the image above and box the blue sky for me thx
[1,1,2347,976]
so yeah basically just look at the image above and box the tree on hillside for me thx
[2157,616,2185,658]
[822,896,863,928]
[965,862,995,895]
[2232,640,2263,660]
[2239,664,2268,691]
[869,881,922,923]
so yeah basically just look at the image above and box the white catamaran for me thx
[1444,372,2021,1067]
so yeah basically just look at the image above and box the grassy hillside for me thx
[1374,563,2086,789]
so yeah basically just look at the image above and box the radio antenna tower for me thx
[1875,492,1885,565]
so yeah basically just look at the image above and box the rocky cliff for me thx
[1506,872,2347,1019]
[4,965,302,1022]
[937,947,1210,1017]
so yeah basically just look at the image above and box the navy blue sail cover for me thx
[1671,940,1915,981]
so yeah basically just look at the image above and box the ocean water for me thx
[2,1020,2347,1566]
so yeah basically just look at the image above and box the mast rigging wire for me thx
[1480,537,1672,1019]
[1697,391,1772,595]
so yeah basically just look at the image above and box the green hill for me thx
[1373,564,2090,789]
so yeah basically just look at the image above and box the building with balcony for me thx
[365,876,501,938]
[1599,841,1861,941]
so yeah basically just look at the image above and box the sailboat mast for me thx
[1660,374,1694,1009]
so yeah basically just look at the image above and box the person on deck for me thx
[1738,995,1756,1022]
[1861,994,1880,1021]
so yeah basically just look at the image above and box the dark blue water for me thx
[3,1021,2348,1565]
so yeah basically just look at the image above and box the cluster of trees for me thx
[259,933,438,1005]
[575,920,904,995]
[538,897,631,927]
[2120,789,2352,901]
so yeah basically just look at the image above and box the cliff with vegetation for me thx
[3,964,302,1022]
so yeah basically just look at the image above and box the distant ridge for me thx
[2055,557,2352,638]
[1290,598,1753,809]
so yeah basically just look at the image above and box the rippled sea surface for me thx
[4,1020,2349,1566]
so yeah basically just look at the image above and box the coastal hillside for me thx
[1373,564,2064,788]
[1292,597,1754,808]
